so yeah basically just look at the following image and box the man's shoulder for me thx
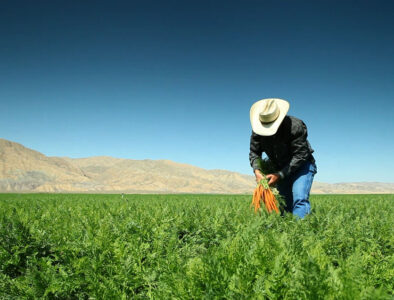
[286,116,306,127]
[286,115,303,124]
[284,116,307,135]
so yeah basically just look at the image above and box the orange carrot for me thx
[251,182,280,214]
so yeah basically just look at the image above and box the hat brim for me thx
[250,98,290,136]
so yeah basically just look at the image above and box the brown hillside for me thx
[1,138,393,194]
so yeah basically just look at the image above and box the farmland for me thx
[0,194,393,299]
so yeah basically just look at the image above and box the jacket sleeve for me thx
[279,121,311,178]
[249,131,263,172]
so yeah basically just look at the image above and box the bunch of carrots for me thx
[251,177,280,214]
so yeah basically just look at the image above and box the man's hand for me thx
[254,169,264,183]
[266,173,280,186]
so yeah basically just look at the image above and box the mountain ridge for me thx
[1,138,393,194]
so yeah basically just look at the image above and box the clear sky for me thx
[1,0,393,183]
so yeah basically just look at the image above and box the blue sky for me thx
[1,0,393,183]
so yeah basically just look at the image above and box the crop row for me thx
[0,193,393,299]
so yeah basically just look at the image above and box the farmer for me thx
[249,98,317,219]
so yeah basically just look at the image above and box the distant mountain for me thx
[311,181,394,194]
[0,139,91,192]
[0,138,393,194]
[0,139,254,193]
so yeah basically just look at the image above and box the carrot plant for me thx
[251,177,281,214]
[0,193,393,299]
[251,158,285,214]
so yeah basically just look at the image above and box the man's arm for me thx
[249,132,266,182]
[249,131,263,172]
[279,120,311,178]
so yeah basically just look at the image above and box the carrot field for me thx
[0,193,393,299]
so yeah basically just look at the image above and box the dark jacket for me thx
[249,116,316,178]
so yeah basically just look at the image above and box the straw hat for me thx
[250,98,290,136]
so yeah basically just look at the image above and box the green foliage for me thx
[0,193,393,299]
[256,157,276,175]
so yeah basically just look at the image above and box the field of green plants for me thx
[0,193,393,299]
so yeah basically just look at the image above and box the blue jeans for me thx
[277,161,317,219]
